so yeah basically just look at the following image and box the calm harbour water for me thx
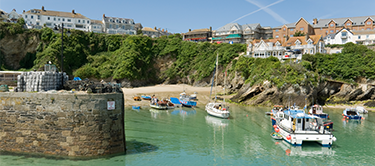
[1,106,374,166]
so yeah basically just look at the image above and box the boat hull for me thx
[150,104,167,110]
[179,100,197,107]
[277,126,335,147]
[205,105,230,119]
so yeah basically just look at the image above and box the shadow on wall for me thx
[125,140,159,155]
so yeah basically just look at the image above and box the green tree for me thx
[293,31,305,36]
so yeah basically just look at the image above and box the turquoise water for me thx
[1,106,374,165]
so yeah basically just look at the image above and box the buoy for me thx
[362,117,365,120]
[246,115,248,117]
[342,114,344,116]
[275,128,280,133]
[286,135,291,140]
[346,117,349,119]
[273,125,277,128]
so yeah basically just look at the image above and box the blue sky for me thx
[1,0,375,33]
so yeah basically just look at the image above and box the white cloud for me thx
[246,0,288,24]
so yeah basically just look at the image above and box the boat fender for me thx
[286,135,291,140]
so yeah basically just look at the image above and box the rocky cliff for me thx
[0,32,40,69]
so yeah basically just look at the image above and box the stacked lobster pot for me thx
[16,71,68,92]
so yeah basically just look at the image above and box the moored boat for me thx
[141,95,151,100]
[179,92,197,107]
[355,106,368,114]
[133,96,141,101]
[205,103,230,119]
[132,105,141,109]
[308,104,333,130]
[274,109,337,147]
[271,132,283,140]
[271,105,284,126]
[150,97,167,110]
[343,108,363,120]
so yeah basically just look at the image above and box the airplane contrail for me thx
[246,0,288,24]
[230,0,284,23]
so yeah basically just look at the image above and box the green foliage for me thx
[233,56,318,88]
[293,31,305,36]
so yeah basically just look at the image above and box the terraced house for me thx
[182,27,212,42]
[23,6,91,31]
[273,15,375,39]
[102,14,136,35]
[247,35,325,60]
[212,23,272,44]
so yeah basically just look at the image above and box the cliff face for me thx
[0,33,40,69]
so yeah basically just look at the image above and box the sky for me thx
[1,0,375,33]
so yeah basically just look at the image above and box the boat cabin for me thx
[310,105,323,114]
[280,110,325,133]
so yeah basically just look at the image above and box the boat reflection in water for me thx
[342,118,363,128]
[274,140,335,156]
[205,115,229,128]
[170,108,196,118]
[149,108,169,119]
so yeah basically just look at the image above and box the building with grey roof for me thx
[212,23,272,44]
[102,14,136,35]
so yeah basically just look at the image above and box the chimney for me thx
[23,10,25,13]
[162,29,164,32]
[103,14,105,18]
[42,6,45,11]
[189,29,191,32]
[210,26,212,31]
[313,18,318,25]
[72,10,75,14]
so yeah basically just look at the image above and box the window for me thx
[87,21,89,24]
[109,24,112,28]
[358,36,361,39]
[78,20,80,23]
[122,25,125,29]
[367,28,371,30]
[46,22,52,26]
[300,27,304,31]
[342,32,347,36]
[75,25,83,28]
[290,35,293,37]
[347,23,351,26]
[367,21,372,25]
[110,19,112,22]
[83,20,85,23]
[290,29,294,31]
[310,50,313,53]
[58,18,60,21]
[283,28,286,31]
[367,35,369,39]
[330,24,334,27]
[276,29,279,32]
[330,30,334,33]
[47,17,50,20]
[276,35,279,38]
[54,18,56,21]
[30,21,32,24]
[36,22,39,25]
[62,18,65,21]
[37,15,40,19]
[31,15,33,19]
[67,24,72,27]
[25,15,27,18]
[116,25,119,28]
[67,19,71,22]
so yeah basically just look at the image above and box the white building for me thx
[323,28,354,45]
[7,9,21,23]
[22,6,91,31]
[0,9,8,22]
[102,14,136,35]
[142,27,160,38]
[89,20,103,33]
[353,30,375,45]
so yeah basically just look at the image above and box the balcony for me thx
[341,35,347,39]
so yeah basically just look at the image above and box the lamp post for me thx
[60,23,64,89]
[55,23,70,89]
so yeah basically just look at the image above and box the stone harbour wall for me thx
[0,92,125,157]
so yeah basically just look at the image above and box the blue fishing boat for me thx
[179,92,197,107]
[169,97,182,107]
[141,95,151,100]
[308,105,328,119]
[343,108,363,120]
[132,105,141,109]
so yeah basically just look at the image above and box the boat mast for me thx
[224,70,226,103]
[215,53,218,102]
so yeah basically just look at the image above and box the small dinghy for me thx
[132,105,141,109]
[271,132,283,140]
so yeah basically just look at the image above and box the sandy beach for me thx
[122,84,229,107]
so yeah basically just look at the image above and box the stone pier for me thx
[0,92,125,157]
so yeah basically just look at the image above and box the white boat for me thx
[355,106,368,114]
[150,97,167,110]
[205,53,230,119]
[275,109,336,147]
[150,104,167,110]
[206,103,230,118]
